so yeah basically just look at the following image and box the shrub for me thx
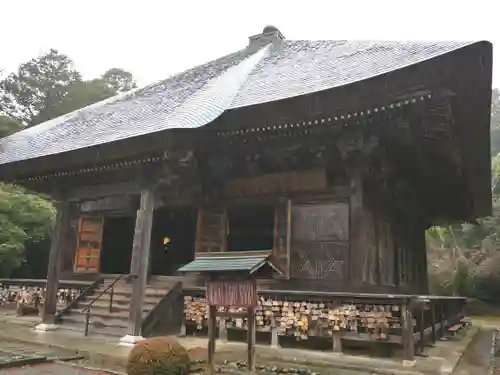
[126,337,190,375]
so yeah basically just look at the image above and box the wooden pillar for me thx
[418,310,425,354]
[349,172,363,284]
[332,330,343,353]
[417,229,429,294]
[207,305,217,375]
[218,317,227,341]
[270,316,279,347]
[125,188,155,339]
[40,200,70,326]
[247,306,256,373]
[431,302,437,344]
[401,302,415,362]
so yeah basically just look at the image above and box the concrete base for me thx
[35,323,59,332]
[119,334,144,346]
[402,359,416,367]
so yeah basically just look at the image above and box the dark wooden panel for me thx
[207,280,257,307]
[377,221,395,286]
[360,209,378,285]
[291,202,349,242]
[225,169,327,197]
[290,242,347,280]
[195,207,227,254]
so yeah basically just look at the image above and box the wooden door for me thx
[195,207,227,254]
[74,216,104,273]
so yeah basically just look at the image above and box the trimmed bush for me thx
[126,337,190,375]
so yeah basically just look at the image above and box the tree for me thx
[427,151,500,300]
[490,89,500,156]
[0,50,137,277]
[0,116,22,138]
[0,50,137,128]
[48,79,116,119]
[0,184,55,277]
[0,49,81,126]
[101,68,137,93]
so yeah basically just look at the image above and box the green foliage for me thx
[491,89,500,156]
[427,147,500,300]
[0,184,55,277]
[126,337,190,375]
[0,49,81,126]
[101,68,137,93]
[0,50,137,277]
[0,49,136,127]
[0,116,22,138]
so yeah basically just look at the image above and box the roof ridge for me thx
[157,44,271,129]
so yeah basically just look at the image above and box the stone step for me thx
[63,313,128,329]
[56,276,183,339]
[76,298,156,311]
[58,320,126,338]
[87,287,169,299]
[94,284,174,294]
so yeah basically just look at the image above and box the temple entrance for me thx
[150,207,196,275]
[227,205,275,252]
[100,215,135,274]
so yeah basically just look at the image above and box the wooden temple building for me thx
[0,27,493,359]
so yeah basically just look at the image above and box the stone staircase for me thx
[58,275,183,338]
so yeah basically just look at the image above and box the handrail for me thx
[55,277,103,322]
[142,280,182,337]
[82,273,130,336]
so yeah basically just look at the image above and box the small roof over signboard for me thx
[177,251,282,276]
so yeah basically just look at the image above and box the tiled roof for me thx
[177,252,277,274]
[0,36,475,167]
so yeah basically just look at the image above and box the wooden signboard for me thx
[206,279,257,375]
[79,195,132,213]
[206,280,257,307]
[74,217,104,273]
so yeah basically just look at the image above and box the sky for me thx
[1,0,499,88]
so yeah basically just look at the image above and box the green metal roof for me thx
[178,252,281,275]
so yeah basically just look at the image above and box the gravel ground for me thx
[0,363,110,374]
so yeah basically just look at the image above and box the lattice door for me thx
[195,207,227,253]
[290,202,349,280]
[74,217,104,273]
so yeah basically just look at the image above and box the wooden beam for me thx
[41,200,70,324]
[67,181,142,200]
[127,188,155,337]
